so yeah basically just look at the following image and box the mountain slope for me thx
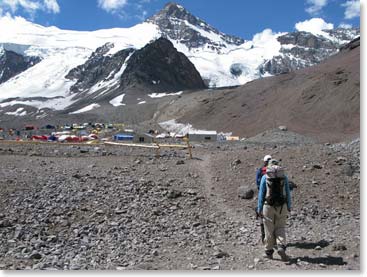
[0,2,360,116]
[158,38,360,143]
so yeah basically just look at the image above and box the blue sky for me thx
[0,0,361,39]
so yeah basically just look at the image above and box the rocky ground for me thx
[0,130,360,270]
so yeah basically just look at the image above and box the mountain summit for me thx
[147,2,244,51]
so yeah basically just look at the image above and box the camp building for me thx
[188,130,217,142]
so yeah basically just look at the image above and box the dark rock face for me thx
[0,49,41,84]
[65,43,134,93]
[259,28,360,75]
[277,31,336,49]
[147,2,244,51]
[340,37,360,52]
[119,37,207,93]
[325,28,360,42]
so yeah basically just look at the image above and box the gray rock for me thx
[167,190,182,199]
[0,219,12,228]
[231,159,242,166]
[289,181,297,190]
[214,249,229,258]
[29,252,42,260]
[342,163,355,176]
[238,186,254,199]
[332,244,347,251]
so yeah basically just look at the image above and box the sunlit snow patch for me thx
[5,107,27,116]
[148,91,183,98]
[69,103,100,114]
[159,119,217,137]
[109,94,126,106]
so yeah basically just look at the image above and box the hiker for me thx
[255,154,272,243]
[257,159,292,261]
[256,155,272,190]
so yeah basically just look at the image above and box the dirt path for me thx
[196,153,247,223]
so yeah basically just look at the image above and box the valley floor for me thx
[0,136,360,270]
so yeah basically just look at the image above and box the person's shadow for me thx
[287,256,347,266]
[287,239,329,249]
[286,240,347,266]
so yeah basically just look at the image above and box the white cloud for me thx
[0,0,60,16]
[98,0,128,13]
[342,0,360,19]
[44,0,60,14]
[305,0,328,15]
[252,29,277,46]
[339,23,353,29]
[295,18,334,36]
[134,2,148,20]
[1,0,40,13]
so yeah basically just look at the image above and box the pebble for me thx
[214,250,229,258]
[29,252,42,260]
[332,244,347,251]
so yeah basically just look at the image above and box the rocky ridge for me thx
[118,37,207,94]
[260,29,359,75]
[0,47,41,84]
[65,43,134,95]
[146,2,244,51]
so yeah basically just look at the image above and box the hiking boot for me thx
[262,253,273,259]
[277,248,289,261]
[262,250,274,260]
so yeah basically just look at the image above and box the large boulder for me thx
[238,186,255,199]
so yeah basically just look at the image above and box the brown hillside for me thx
[167,38,360,143]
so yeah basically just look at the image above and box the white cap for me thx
[263,155,272,162]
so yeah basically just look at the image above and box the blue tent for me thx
[114,134,134,141]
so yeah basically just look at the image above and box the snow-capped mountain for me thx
[0,2,360,117]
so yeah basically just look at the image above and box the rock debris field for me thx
[0,133,360,270]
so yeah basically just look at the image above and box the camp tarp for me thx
[114,134,134,141]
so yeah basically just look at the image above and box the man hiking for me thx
[256,155,272,190]
[257,159,292,261]
[255,155,272,243]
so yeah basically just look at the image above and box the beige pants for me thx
[263,203,288,251]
